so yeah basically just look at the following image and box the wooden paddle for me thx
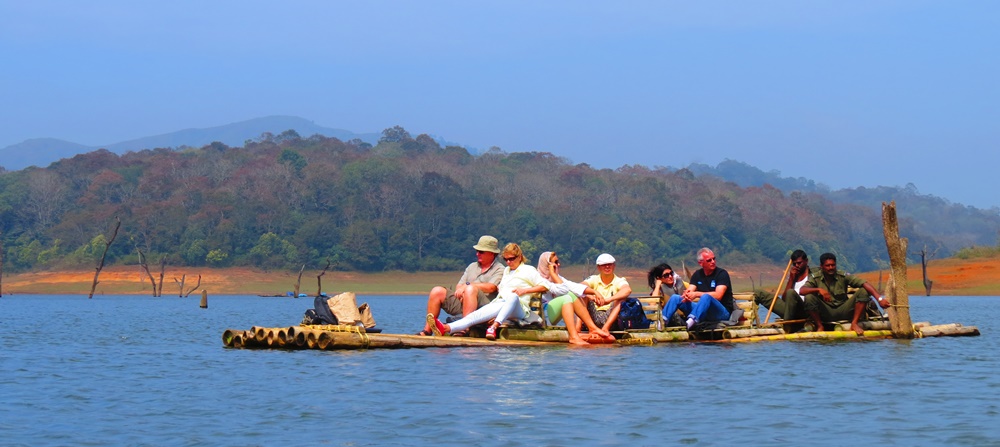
[762,258,793,325]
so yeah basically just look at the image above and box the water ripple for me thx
[1,294,998,445]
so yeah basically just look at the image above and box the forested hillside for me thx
[688,160,1000,254]
[0,127,983,274]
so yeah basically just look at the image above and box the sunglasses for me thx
[503,256,518,262]
[700,257,716,263]
[660,272,673,278]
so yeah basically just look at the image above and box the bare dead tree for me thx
[136,246,159,296]
[157,256,166,297]
[912,245,938,296]
[316,259,331,297]
[88,217,121,299]
[293,264,305,297]
[184,275,202,297]
[174,274,186,297]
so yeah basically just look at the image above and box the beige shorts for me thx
[442,289,492,316]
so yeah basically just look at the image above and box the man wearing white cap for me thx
[582,253,633,332]
[418,235,504,336]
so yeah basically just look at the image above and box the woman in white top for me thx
[537,252,614,345]
[427,242,553,341]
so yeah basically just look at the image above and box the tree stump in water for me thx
[882,201,914,339]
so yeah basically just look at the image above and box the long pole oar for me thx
[763,258,793,325]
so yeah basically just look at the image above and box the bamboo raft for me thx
[223,202,983,351]
[222,319,979,350]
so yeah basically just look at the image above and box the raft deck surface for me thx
[222,320,979,350]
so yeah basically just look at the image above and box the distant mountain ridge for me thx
[0,116,381,170]
[686,159,1000,252]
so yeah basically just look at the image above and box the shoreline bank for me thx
[2,257,998,296]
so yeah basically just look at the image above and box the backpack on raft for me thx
[302,292,377,328]
[617,297,651,330]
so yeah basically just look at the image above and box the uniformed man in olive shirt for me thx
[799,252,890,335]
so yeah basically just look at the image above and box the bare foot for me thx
[568,337,589,346]
[584,333,615,344]
[591,327,611,338]
[851,323,864,336]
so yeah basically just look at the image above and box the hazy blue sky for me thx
[3,1,998,208]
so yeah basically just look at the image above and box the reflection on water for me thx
[0,294,997,446]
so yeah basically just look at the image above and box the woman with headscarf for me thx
[427,242,553,341]
[537,251,615,345]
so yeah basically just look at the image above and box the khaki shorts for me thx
[442,289,492,316]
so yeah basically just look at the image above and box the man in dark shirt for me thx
[679,247,735,329]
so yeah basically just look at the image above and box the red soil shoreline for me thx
[3,256,998,296]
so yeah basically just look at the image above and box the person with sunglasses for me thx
[537,252,615,345]
[662,247,734,329]
[647,263,687,326]
[427,242,556,341]
[417,235,504,336]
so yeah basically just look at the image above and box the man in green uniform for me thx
[754,249,814,324]
[800,252,890,335]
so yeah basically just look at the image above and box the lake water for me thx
[1,294,997,446]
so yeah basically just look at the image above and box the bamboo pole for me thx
[287,326,311,347]
[882,201,914,338]
[762,259,793,325]
[833,320,891,332]
[222,329,243,347]
[723,328,783,339]
[713,330,894,343]
[251,326,269,344]
[918,325,980,337]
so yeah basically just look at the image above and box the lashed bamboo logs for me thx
[222,316,978,350]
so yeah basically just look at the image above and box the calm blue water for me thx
[1,294,997,446]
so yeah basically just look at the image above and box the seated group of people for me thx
[418,235,891,344]
[419,235,625,345]
[752,250,890,335]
